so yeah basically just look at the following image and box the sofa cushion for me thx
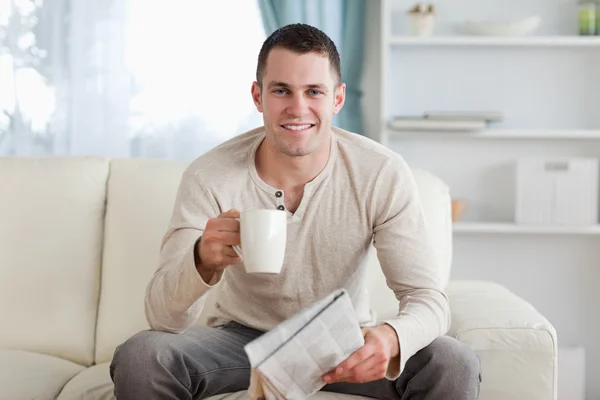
[94,158,190,364]
[57,362,115,400]
[0,157,109,366]
[0,348,84,400]
[56,362,371,400]
[446,280,558,400]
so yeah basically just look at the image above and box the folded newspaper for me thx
[244,289,365,400]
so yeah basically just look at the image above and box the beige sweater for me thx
[145,126,450,378]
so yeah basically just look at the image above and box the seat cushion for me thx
[57,362,115,400]
[0,157,109,366]
[0,348,84,400]
[56,362,370,400]
[94,159,190,364]
[209,391,370,400]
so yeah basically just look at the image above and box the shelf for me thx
[389,35,600,47]
[453,222,600,235]
[386,129,600,140]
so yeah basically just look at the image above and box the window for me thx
[126,0,266,159]
[0,0,56,155]
[0,0,266,159]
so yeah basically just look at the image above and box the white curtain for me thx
[0,0,266,159]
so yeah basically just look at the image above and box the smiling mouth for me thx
[281,124,315,132]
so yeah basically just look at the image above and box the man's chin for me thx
[280,146,311,157]
[275,140,316,157]
[273,136,310,156]
[270,128,326,157]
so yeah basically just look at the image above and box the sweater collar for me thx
[247,127,338,196]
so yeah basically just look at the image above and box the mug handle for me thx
[233,217,243,258]
[233,244,243,258]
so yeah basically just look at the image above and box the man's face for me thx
[251,47,345,157]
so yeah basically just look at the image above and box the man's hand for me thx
[322,324,399,384]
[195,209,242,283]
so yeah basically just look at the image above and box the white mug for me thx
[233,209,287,274]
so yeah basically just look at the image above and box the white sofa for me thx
[0,156,558,400]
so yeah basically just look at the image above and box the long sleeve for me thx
[371,156,451,379]
[144,170,221,333]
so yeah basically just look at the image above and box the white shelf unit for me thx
[453,222,600,234]
[365,0,600,230]
[386,129,600,140]
[362,2,600,396]
[389,35,600,47]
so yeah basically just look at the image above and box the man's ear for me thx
[251,81,263,113]
[333,83,346,115]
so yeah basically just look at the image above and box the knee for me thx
[419,336,481,394]
[110,330,180,382]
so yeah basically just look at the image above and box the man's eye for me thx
[274,89,287,95]
[309,90,323,96]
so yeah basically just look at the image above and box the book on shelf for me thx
[388,110,504,132]
[388,117,487,132]
[423,110,504,122]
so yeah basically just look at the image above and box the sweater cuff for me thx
[382,320,409,380]
[185,240,222,290]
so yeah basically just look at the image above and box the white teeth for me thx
[283,124,312,131]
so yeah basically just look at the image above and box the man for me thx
[110,23,481,399]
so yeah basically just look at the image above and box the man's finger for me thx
[339,344,373,372]
[325,359,374,383]
[223,255,242,265]
[223,246,239,258]
[216,232,241,246]
[218,209,240,219]
[214,218,240,232]
[210,255,242,270]
[345,354,380,382]
[323,344,373,382]
[328,355,382,384]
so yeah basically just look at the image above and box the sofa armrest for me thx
[446,280,558,400]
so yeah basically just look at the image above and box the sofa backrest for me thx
[409,168,452,284]
[0,157,109,366]
[94,158,189,364]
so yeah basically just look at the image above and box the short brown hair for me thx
[256,23,341,87]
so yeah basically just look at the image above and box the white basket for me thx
[515,157,599,226]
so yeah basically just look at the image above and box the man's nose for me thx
[286,95,309,117]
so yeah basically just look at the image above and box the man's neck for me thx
[256,134,332,190]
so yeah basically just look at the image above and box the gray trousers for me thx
[110,322,481,400]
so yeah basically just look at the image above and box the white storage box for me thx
[515,157,599,226]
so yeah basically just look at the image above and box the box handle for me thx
[544,161,570,172]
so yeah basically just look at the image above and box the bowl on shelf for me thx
[451,199,468,222]
[461,15,541,36]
